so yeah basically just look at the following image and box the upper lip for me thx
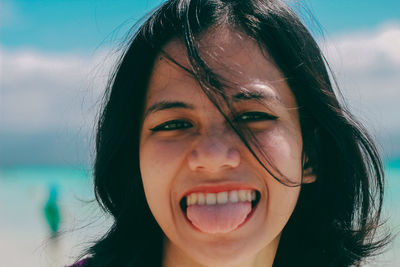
[181,182,259,199]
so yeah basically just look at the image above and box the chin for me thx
[178,232,274,267]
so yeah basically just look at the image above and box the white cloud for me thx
[321,23,400,143]
[0,23,399,160]
[0,48,117,134]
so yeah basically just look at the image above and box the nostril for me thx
[188,146,240,172]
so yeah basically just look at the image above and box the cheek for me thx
[255,125,303,182]
[262,179,300,239]
[139,138,190,216]
[267,181,300,216]
[140,138,190,181]
[253,126,302,229]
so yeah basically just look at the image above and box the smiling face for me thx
[139,29,311,267]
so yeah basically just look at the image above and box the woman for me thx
[71,0,389,266]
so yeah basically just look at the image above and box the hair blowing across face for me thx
[81,0,390,266]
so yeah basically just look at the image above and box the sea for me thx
[0,159,399,267]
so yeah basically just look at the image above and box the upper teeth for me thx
[186,189,257,206]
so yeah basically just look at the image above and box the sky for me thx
[1,0,399,166]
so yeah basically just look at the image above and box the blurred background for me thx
[0,0,399,266]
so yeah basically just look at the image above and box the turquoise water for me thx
[1,161,399,229]
[0,166,108,267]
[0,166,95,232]
[384,159,400,213]
[0,161,399,266]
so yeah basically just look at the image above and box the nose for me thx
[188,130,240,173]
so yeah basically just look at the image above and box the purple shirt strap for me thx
[66,258,88,267]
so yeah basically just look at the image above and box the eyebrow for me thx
[144,101,194,117]
[232,88,282,105]
[144,88,282,117]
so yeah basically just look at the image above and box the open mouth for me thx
[180,189,261,233]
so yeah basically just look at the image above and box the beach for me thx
[0,162,399,267]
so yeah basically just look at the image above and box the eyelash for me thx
[149,112,277,132]
[150,120,193,131]
[233,111,278,123]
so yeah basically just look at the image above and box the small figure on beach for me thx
[43,184,61,238]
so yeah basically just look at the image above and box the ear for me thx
[302,155,317,184]
[302,165,317,184]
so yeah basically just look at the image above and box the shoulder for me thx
[66,258,89,267]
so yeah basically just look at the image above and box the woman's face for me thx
[140,30,312,266]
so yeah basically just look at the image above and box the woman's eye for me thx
[150,120,193,131]
[234,112,277,122]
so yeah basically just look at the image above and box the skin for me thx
[139,29,316,267]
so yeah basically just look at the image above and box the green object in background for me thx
[44,184,60,236]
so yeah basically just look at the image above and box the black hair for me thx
[81,0,389,266]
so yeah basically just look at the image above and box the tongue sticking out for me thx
[187,202,252,234]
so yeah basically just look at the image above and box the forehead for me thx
[146,29,295,107]
[165,29,283,84]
